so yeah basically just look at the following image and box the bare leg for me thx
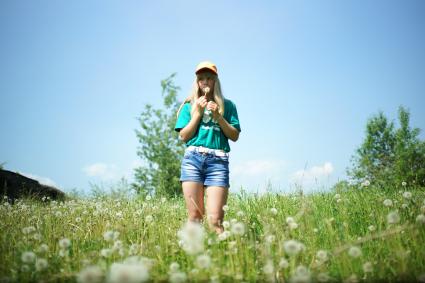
[205,186,228,234]
[182,181,205,222]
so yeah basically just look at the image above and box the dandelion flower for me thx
[77,265,104,283]
[107,261,149,283]
[262,260,274,275]
[383,199,393,207]
[169,272,187,283]
[177,221,205,255]
[231,222,245,236]
[35,258,48,271]
[416,214,425,225]
[348,246,362,258]
[59,238,71,249]
[402,191,412,199]
[387,211,400,224]
[169,262,180,273]
[195,254,211,269]
[362,262,373,273]
[283,240,304,256]
[316,250,328,262]
[21,251,36,264]
[317,272,330,282]
[279,258,289,269]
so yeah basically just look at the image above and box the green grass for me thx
[1,183,425,282]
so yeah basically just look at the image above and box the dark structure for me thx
[0,169,66,201]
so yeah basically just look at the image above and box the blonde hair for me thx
[176,74,225,118]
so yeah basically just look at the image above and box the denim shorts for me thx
[180,149,230,188]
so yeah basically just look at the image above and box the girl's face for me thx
[197,71,215,94]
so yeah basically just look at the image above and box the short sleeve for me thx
[175,103,191,132]
[226,100,241,132]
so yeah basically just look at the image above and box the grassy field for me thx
[1,183,425,283]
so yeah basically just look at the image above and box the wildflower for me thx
[195,254,211,269]
[290,265,311,283]
[402,191,412,199]
[100,248,112,258]
[38,244,49,253]
[317,272,330,282]
[35,258,48,271]
[169,272,187,283]
[283,240,304,256]
[59,238,71,249]
[107,261,149,283]
[348,246,362,258]
[21,251,36,264]
[77,265,104,283]
[169,262,180,273]
[316,250,328,262]
[262,260,274,275]
[416,214,425,225]
[177,221,205,255]
[231,222,245,236]
[222,221,230,229]
[129,244,139,255]
[279,258,289,269]
[145,215,153,223]
[362,262,373,273]
[270,208,278,215]
[383,199,393,207]
[387,211,400,224]
[265,235,275,244]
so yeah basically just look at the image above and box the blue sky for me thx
[1,0,424,194]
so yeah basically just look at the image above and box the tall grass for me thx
[0,183,424,282]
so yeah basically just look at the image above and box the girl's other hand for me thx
[207,101,220,120]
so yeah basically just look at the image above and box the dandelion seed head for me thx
[290,265,311,283]
[317,272,330,282]
[38,244,49,253]
[316,250,328,262]
[286,217,295,224]
[279,258,289,269]
[59,238,71,249]
[416,214,425,225]
[283,240,304,256]
[387,211,400,224]
[368,225,376,232]
[262,260,274,275]
[402,191,412,199]
[222,205,229,211]
[177,221,205,255]
[101,248,112,258]
[21,251,36,264]
[231,222,245,236]
[362,262,373,273]
[145,215,153,223]
[401,203,409,209]
[265,235,275,243]
[169,272,187,283]
[289,222,298,230]
[169,262,180,273]
[402,181,407,186]
[222,221,230,229]
[145,195,152,201]
[77,265,104,283]
[107,261,149,283]
[35,258,48,271]
[195,254,211,269]
[236,211,244,217]
[383,199,393,207]
[270,208,278,215]
[348,246,362,258]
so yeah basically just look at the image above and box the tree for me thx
[348,106,425,187]
[133,74,185,196]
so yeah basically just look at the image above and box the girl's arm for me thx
[179,111,202,142]
[216,116,240,142]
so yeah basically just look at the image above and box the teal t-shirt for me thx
[174,99,241,152]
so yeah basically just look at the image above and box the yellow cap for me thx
[195,61,218,75]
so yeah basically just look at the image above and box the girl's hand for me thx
[207,101,220,120]
[193,95,208,116]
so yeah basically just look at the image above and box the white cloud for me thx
[83,163,121,181]
[21,173,58,188]
[291,162,334,186]
[232,159,285,176]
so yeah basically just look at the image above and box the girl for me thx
[175,61,241,234]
